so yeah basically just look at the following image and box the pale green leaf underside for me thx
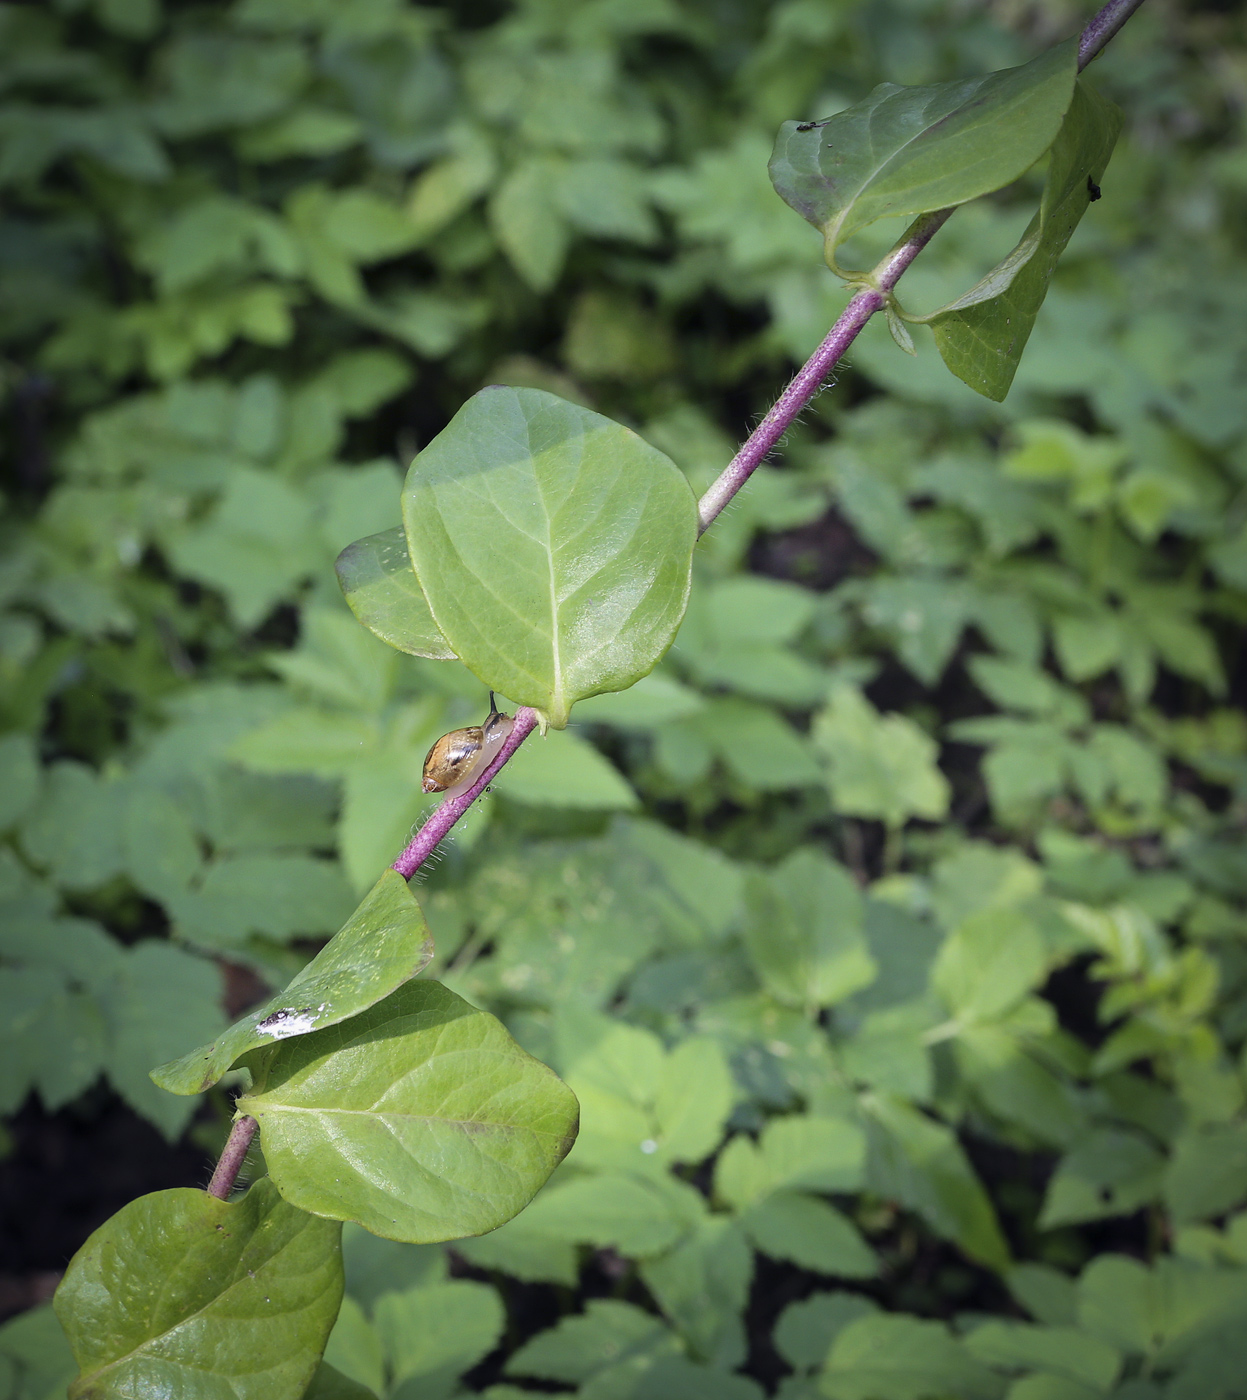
[238,979,580,1243]
[335,526,456,660]
[55,1179,342,1400]
[926,80,1123,399]
[151,869,432,1095]
[402,386,698,728]
[769,35,1078,254]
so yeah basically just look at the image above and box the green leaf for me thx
[19,762,126,891]
[1038,1129,1164,1229]
[506,1299,680,1386]
[864,1094,1011,1270]
[166,468,319,628]
[932,905,1048,1025]
[168,853,357,952]
[653,1036,735,1165]
[1164,1122,1247,1224]
[335,528,455,660]
[518,1170,703,1257]
[963,1322,1121,1390]
[774,1293,879,1374]
[812,685,950,827]
[122,786,203,903]
[769,36,1078,258]
[715,1115,866,1210]
[105,941,224,1138]
[238,980,579,1242]
[151,868,433,1095]
[54,1179,342,1400]
[659,697,822,791]
[373,1279,504,1389]
[0,732,40,830]
[0,1303,76,1400]
[639,1215,752,1367]
[303,1361,377,1400]
[741,1191,878,1278]
[741,849,876,1009]
[496,727,640,809]
[452,1210,580,1286]
[489,158,570,291]
[821,1314,1001,1400]
[1008,1265,1078,1327]
[571,672,705,729]
[928,81,1123,400]
[322,1297,384,1398]
[401,386,697,728]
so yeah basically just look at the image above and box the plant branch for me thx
[206,0,1146,1213]
[206,1115,257,1199]
[386,0,1146,883]
[1079,0,1146,68]
[696,0,1142,533]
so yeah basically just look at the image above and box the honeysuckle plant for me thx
[50,3,1144,1395]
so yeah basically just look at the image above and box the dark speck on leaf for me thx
[1087,177,1102,201]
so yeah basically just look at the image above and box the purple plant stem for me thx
[391,707,540,879]
[206,1115,257,1200]
[1079,0,1146,69]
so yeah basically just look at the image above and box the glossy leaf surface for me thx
[402,386,698,728]
[334,526,455,660]
[770,37,1077,256]
[152,869,432,1095]
[927,81,1123,398]
[238,980,579,1242]
[55,1179,342,1400]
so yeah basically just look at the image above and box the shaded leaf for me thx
[335,527,455,660]
[928,81,1123,400]
[151,868,433,1095]
[770,37,1078,256]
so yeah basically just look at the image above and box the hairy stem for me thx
[207,1115,257,1200]
[391,707,539,879]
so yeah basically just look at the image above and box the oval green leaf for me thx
[238,979,580,1243]
[335,526,456,660]
[926,80,1123,399]
[769,35,1078,256]
[152,869,433,1096]
[402,386,698,728]
[54,1178,342,1400]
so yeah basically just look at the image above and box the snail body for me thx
[422,693,513,796]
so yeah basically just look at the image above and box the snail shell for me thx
[422,693,513,796]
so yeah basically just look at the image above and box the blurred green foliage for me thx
[2,0,1247,1396]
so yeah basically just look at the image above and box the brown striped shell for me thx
[421,694,512,795]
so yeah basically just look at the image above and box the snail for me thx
[422,692,514,796]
